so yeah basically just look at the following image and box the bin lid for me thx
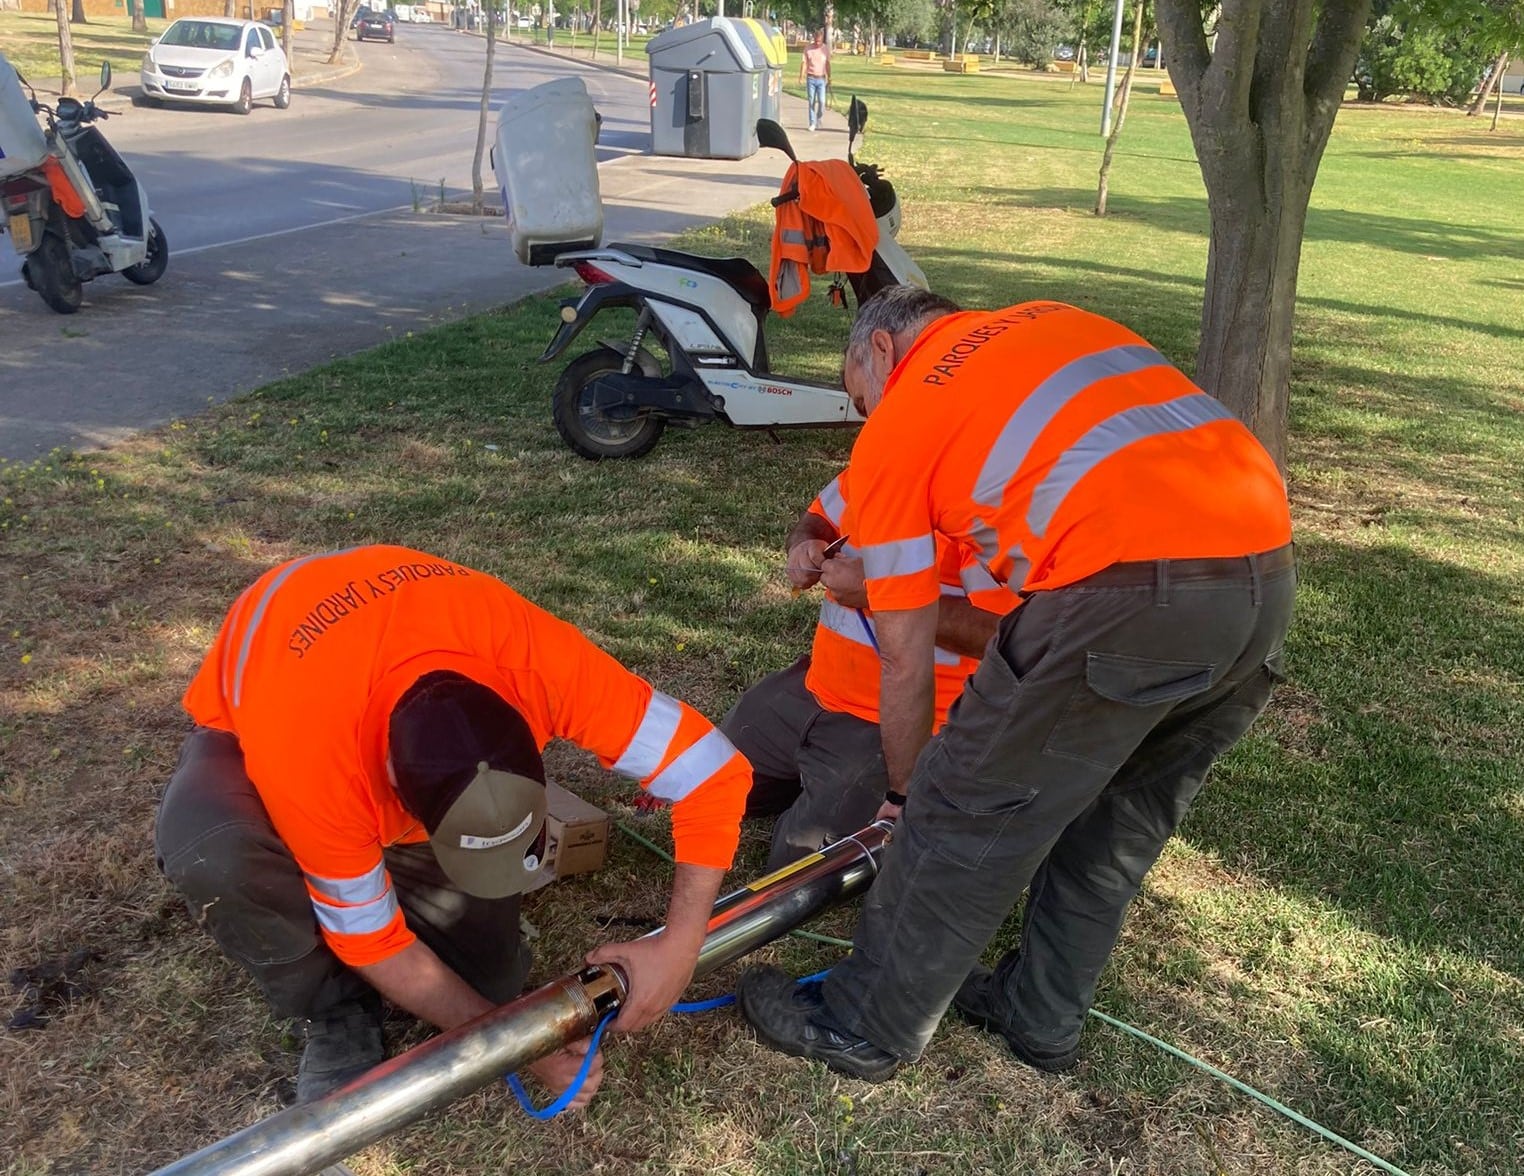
[645,16,760,72]
[736,18,786,67]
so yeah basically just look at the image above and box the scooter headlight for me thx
[210,58,236,78]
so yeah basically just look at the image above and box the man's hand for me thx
[819,555,867,608]
[523,1038,604,1111]
[874,798,903,823]
[787,539,830,591]
[585,929,703,1034]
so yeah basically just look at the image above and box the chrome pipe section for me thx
[149,820,893,1176]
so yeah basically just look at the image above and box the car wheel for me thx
[274,74,291,109]
[552,348,667,460]
[234,78,252,115]
[123,218,169,286]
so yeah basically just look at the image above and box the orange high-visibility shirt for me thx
[847,303,1293,612]
[803,469,1014,728]
[183,545,749,967]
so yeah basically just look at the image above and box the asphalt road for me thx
[0,27,819,459]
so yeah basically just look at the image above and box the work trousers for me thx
[821,546,1296,1060]
[154,729,530,1021]
[722,657,888,870]
[806,77,827,127]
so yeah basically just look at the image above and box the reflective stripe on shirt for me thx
[817,476,846,528]
[1027,392,1235,536]
[972,344,1171,509]
[231,548,360,708]
[819,598,961,666]
[647,728,738,802]
[311,887,399,937]
[305,861,389,906]
[860,534,936,581]
[611,691,684,780]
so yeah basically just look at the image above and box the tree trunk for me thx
[224,0,236,15]
[330,0,357,64]
[1155,0,1372,468]
[282,0,293,59]
[1076,42,1088,84]
[1491,54,1507,131]
[1095,0,1144,217]
[1469,51,1508,116]
[70,0,87,24]
[471,3,496,216]
[54,0,76,95]
[129,0,147,32]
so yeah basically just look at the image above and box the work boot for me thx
[296,995,386,1104]
[951,965,1079,1074]
[736,965,900,1083]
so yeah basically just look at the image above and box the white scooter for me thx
[0,59,167,314]
[538,97,928,460]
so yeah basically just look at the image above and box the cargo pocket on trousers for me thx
[1044,652,1216,771]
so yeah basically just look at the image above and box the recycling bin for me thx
[645,17,763,160]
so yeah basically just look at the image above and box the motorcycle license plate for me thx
[7,213,32,252]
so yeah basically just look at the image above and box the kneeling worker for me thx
[156,544,750,1106]
[724,469,1011,867]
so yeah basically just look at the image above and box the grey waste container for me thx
[646,17,762,160]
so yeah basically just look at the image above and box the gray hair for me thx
[846,285,961,368]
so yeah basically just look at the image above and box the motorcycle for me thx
[532,96,927,461]
[0,58,167,314]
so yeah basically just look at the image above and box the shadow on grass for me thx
[1190,536,1524,977]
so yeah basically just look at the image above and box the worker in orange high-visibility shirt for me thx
[156,545,750,1107]
[738,287,1295,1082]
[723,466,1012,868]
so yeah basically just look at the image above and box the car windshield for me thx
[160,20,244,51]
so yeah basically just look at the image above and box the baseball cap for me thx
[388,671,548,899]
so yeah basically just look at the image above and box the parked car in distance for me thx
[356,10,397,41]
[140,17,291,115]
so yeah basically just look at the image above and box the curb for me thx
[294,55,363,88]
[456,27,647,83]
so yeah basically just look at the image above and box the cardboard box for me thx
[544,781,611,879]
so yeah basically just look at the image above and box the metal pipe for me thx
[150,821,893,1176]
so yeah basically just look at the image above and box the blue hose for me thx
[505,969,832,1118]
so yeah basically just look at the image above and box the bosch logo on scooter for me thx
[762,385,793,396]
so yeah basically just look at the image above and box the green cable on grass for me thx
[1084,1009,1411,1176]
[615,821,1411,1176]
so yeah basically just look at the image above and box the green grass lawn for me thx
[1,58,1521,1176]
[0,11,168,85]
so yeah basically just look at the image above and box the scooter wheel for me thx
[28,234,83,315]
[123,218,169,286]
[552,347,667,461]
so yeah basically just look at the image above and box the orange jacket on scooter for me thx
[769,158,880,316]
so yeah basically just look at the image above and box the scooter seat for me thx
[609,242,772,313]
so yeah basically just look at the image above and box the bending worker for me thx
[738,288,1295,1080]
[724,469,1009,868]
[156,544,749,1106]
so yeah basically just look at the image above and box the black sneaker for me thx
[951,965,1079,1074]
[736,965,900,1083]
[296,996,386,1103]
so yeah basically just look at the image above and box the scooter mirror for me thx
[756,118,797,161]
[98,61,112,94]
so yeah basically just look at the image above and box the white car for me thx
[140,18,291,115]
